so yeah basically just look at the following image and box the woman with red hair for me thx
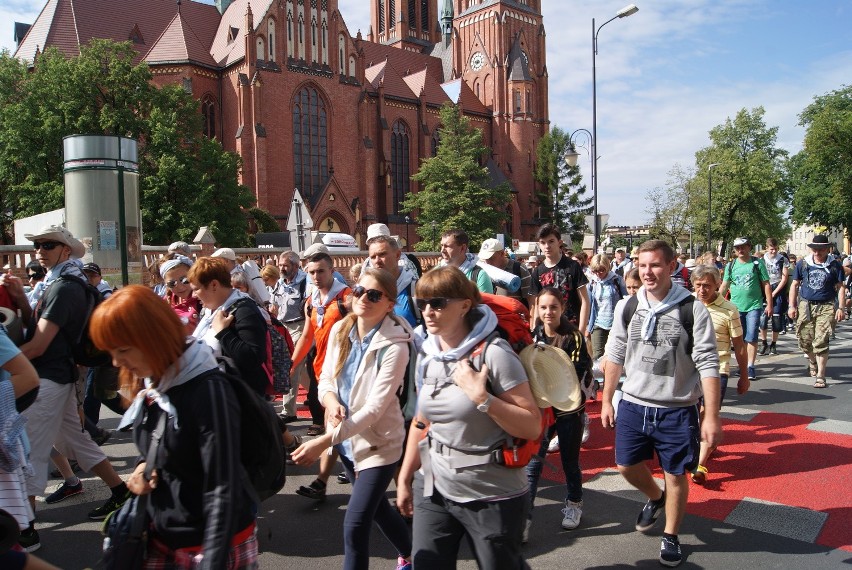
[90,285,257,569]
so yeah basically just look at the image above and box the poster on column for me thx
[99,221,118,250]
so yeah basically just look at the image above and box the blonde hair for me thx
[331,268,398,379]
[590,254,610,273]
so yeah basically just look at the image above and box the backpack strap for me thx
[620,295,693,353]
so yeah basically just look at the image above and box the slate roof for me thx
[506,36,531,82]
[14,0,220,65]
[146,11,219,68]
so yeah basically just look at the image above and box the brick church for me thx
[15,0,549,247]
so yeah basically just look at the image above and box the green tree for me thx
[790,85,852,237]
[0,40,255,245]
[644,164,702,251]
[402,103,511,251]
[693,107,789,254]
[534,127,592,246]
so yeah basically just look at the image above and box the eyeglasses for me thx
[166,276,191,288]
[33,241,61,251]
[415,297,460,312]
[352,285,385,303]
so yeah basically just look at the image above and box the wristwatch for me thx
[476,394,493,413]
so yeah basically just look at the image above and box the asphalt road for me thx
[32,319,852,569]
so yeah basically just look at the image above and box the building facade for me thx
[15,0,549,247]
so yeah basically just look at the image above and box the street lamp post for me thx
[404,215,411,252]
[707,163,719,253]
[590,4,638,254]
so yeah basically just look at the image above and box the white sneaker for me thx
[561,500,583,530]
[547,436,560,453]
[522,518,531,544]
[581,413,591,445]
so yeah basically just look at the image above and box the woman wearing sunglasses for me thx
[159,254,202,335]
[396,266,540,569]
[291,268,414,570]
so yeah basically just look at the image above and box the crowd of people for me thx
[0,221,847,569]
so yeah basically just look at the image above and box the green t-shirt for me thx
[726,257,769,312]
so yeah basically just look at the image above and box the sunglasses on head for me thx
[352,285,385,303]
[415,297,458,311]
[167,276,191,288]
[33,241,61,251]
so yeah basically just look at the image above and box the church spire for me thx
[440,0,453,44]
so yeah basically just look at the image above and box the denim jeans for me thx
[337,451,411,570]
[526,410,583,518]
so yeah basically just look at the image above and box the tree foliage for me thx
[789,85,852,237]
[692,107,788,254]
[534,126,592,246]
[644,164,702,250]
[402,103,511,251]
[0,40,255,245]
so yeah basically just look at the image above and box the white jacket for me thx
[318,314,412,472]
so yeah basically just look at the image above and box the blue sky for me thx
[3,0,852,226]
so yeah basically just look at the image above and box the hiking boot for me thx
[659,535,683,567]
[636,491,665,532]
[561,500,583,530]
[759,342,768,356]
[769,343,778,355]
[18,527,40,553]
[87,490,130,521]
[45,481,83,504]
[93,429,113,446]
[295,480,327,501]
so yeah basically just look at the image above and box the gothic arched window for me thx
[391,120,410,215]
[292,86,329,204]
[201,96,216,139]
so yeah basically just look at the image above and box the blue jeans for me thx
[337,450,411,570]
[739,308,761,343]
[526,410,583,517]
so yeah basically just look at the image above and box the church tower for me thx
[370,0,441,50]
[454,0,548,236]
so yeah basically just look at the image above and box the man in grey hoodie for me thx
[601,239,721,567]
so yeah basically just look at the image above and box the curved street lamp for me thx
[563,129,594,239]
[589,3,639,253]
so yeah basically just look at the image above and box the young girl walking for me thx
[525,287,592,540]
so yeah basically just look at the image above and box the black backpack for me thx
[198,357,286,502]
[620,295,696,354]
[56,275,112,367]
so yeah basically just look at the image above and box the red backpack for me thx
[479,293,533,352]
[469,294,541,468]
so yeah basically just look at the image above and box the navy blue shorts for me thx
[615,400,700,475]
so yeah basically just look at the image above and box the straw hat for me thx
[519,343,582,412]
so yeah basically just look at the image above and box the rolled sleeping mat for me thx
[477,262,521,293]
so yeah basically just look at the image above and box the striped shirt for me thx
[701,294,743,376]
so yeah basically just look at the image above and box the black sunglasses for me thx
[33,241,61,251]
[27,273,42,280]
[352,285,385,303]
[415,297,459,312]
[166,276,191,288]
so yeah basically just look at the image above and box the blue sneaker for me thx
[747,365,756,380]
